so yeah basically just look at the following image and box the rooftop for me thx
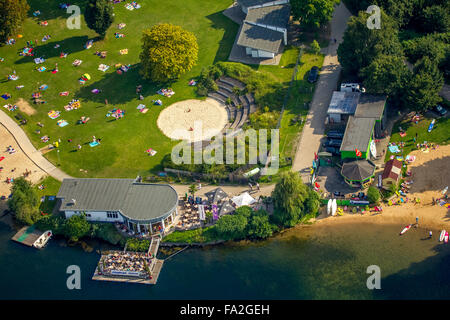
[245,4,290,29]
[382,159,402,181]
[354,94,387,119]
[340,116,375,152]
[238,0,278,8]
[57,179,178,222]
[237,22,284,53]
[341,159,376,181]
[327,91,361,115]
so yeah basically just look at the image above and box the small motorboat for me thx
[400,224,412,235]
[33,230,52,249]
[439,230,446,242]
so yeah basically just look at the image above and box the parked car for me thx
[433,104,447,116]
[323,139,342,148]
[326,131,344,139]
[333,191,345,198]
[340,83,366,93]
[326,146,341,155]
[307,66,319,83]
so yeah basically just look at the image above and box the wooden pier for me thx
[11,225,45,248]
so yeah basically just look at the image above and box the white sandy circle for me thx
[157,98,228,142]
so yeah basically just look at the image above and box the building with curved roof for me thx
[56,178,179,234]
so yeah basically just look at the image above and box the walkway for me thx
[0,110,73,182]
[292,3,352,182]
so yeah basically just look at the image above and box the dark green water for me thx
[1,217,449,300]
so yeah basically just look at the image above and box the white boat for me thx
[327,199,332,215]
[331,199,337,216]
[33,230,52,249]
[439,230,446,242]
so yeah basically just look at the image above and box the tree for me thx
[247,210,273,239]
[64,214,91,241]
[310,40,321,54]
[271,171,309,227]
[360,54,412,106]
[188,184,197,197]
[215,214,248,240]
[406,56,443,111]
[8,177,40,225]
[337,10,403,77]
[403,34,447,65]
[84,0,114,38]
[367,186,381,204]
[374,0,415,28]
[304,189,320,217]
[291,0,340,28]
[235,205,253,219]
[0,0,29,43]
[417,4,450,33]
[140,23,198,82]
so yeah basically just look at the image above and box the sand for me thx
[0,125,47,212]
[157,98,228,142]
[16,98,36,116]
[314,144,450,230]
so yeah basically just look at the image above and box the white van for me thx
[340,83,366,93]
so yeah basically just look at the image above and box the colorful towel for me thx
[57,120,68,127]
[89,141,100,147]
[388,145,400,153]
[48,110,60,119]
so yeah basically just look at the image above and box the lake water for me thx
[1,218,449,300]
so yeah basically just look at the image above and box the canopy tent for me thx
[205,187,228,204]
[231,192,256,207]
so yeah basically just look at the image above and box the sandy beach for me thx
[314,144,450,230]
[157,98,228,142]
[0,125,47,212]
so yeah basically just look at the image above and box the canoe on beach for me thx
[400,224,412,235]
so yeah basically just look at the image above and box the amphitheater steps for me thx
[217,81,234,94]
[208,92,226,104]
[220,77,245,91]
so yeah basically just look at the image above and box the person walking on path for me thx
[429,230,433,238]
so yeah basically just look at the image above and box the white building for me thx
[56,178,179,234]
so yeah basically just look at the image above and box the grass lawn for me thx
[162,226,221,244]
[386,114,450,161]
[1,0,237,178]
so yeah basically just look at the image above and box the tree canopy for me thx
[337,9,403,77]
[271,171,310,227]
[139,23,198,82]
[360,54,412,106]
[406,56,443,111]
[84,0,114,38]
[291,0,340,28]
[8,177,40,225]
[0,0,29,43]
[64,214,91,242]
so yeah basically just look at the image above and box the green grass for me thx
[1,0,237,178]
[387,114,450,161]
[162,226,221,244]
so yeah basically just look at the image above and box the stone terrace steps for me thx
[220,76,246,91]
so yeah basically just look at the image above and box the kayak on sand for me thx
[400,224,412,235]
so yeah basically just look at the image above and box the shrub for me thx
[367,186,381,204]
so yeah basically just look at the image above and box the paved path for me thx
[440,84,450,102]
[292,3,352,182]
[0,110,73,182]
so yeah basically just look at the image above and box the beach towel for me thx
[34,57,45,64]
[59,91,69,96]
[119,49,128,55]
[40,135,49,142]
[37,66,46,72]
[98,64,110,72]
[3,104,17,111]
[57,120,68,127]
[91,89,100,94]
[117,23,126,29]
[89,141,100,147]
[137,104,146,110]
[72,59,82,66]
[47,110,60,119]
[1,94,11,100]
[388,145,400,153]
[146,148,157,156]
[0,156,4,162]
[39,84,48,90]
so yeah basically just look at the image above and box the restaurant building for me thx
[56,178,179,234]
